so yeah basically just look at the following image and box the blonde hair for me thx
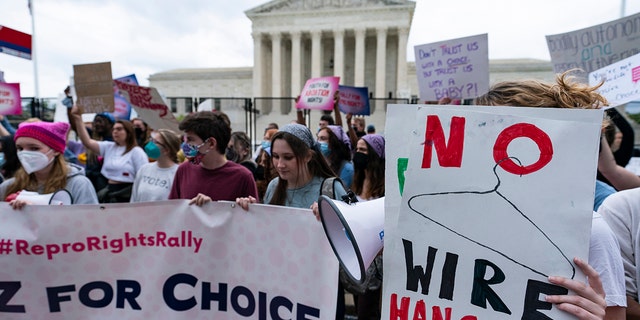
[474,70,608,110]
[4,155,68,198]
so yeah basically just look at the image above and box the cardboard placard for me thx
[73,62,115,113]
[114,80,180,132]
[546,12,640,82]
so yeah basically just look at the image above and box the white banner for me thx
[0,201,338,319]
[383,105,603,319]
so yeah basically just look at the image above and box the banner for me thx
[382,105,603,319]
[73,62,115,114]
[546,12,640,81]
[589,52,640,108]
[338,85,369,115]
[413,34,489,102]
[114,80,180,132]
[296,77,340,111]
[0,201,339,319]
[0,83,21,115]
[0,26,31,60]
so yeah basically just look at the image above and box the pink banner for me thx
[296,76,340,111]
[0,82,21,115]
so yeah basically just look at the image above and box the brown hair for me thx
[116,120,138,154]
[352,140,385,199]
[268,131,335,206]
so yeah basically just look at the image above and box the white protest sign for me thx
[114,80,180,132]
[589,52,640,108]
[0,201,338,319]
[413,34,489,102]
[382,105,603,319]
[546,12,640,82]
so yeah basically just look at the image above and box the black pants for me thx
[98,183,133,203]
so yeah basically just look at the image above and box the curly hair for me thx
[474,70,608,110]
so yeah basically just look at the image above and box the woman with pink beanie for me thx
[0,121,99,209]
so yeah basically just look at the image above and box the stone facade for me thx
[148,0,560,140]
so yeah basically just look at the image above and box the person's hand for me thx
[310,202,320,221]
[546,257,606,320]
[333,90,340,108]
[9,199,29,210]
[69,105,82,120]
[189,193,212,206]
[235,196,257,210]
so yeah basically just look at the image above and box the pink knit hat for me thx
[15,121,70,153]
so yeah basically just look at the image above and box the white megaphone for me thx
[318,195,384,284]
[16,190,73,205]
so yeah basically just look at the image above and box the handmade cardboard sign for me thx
[546,12,640,82]
[0,82,21,115]
[296,76,340,111]
[382,105,603,319]
[338,85,370,115]
[114,80,179,132]
[73,62,115,113]
[589,52,640,108]
[413,34,489,102]
[0,201,339,319]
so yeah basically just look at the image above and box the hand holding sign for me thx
[296,76,340,111]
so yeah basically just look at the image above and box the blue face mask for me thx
[144,141,162,160]
[261,141,271,150]
[0,152,5,168]
[181,140,207,159]
[319,142,331,157]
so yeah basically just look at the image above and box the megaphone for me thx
[318,195,384,284]
[16,190,73,205]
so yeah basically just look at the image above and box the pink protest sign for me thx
[633,66,640,83]
[296,76,340,111]
[0,82,22,115]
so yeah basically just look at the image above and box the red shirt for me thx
[169,161,258,201]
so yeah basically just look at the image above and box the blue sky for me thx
[1,0,638,98]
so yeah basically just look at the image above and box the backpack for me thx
[320,177,383,295]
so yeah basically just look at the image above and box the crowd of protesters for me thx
[3,71,640,319]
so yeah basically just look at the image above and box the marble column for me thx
[252,32,263,97]
[375,27,387,98]
[290,31,302,97]
[354,27,366,87]
[311,30,322,78]
[271,32,282,98]
[333,29,345,83]
[396,27,410,98]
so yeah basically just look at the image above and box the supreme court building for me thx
[149,0,555,136]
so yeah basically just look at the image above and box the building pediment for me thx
[246,0,413,15]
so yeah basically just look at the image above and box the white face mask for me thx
[17,150,54,174]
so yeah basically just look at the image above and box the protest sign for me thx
[0,82,21,115]
[0,25,31,60]
[112,74,139,120]
[73,62,115,113]
[382,104,603,319]
[589,52,640,108]
[114,80,180,132]
[338,85,369,115]
[546,12,640,82]
[0,200,339,319]
[413,34,489,102]
[296,76,340,111]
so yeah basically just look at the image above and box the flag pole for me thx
[30,0,39,100]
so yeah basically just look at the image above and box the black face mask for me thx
[225,147,239,163]
[134,127,144,138]
[352,152,368,171]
